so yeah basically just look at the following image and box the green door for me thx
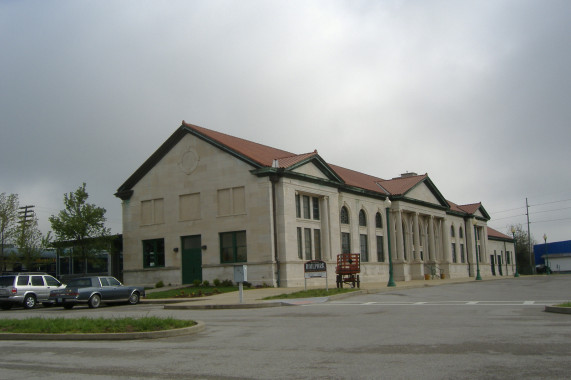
[181,235,202,284]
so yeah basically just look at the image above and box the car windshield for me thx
[67,278,93,288]
[0,276,15,287]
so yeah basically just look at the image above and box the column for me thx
[413,213,420,261]
[429,216,436,262]
[321,196,331,260]
[395,210,404,261]
[441,219,451,263]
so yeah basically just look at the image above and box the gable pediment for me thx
[405,182,445,206]
[291,161,330,180]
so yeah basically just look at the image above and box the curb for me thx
[545,306,571,315]
[165,302,292,310]
[0,320,206,341]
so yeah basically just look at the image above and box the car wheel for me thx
[1,303,12,310]
[63,303,74,310]
[23,294,37,309]
[128,291,140,305]
[88,294,101,309]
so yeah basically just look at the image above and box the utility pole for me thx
[18,205,35,237]
[525,198,533,274]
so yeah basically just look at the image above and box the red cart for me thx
[335,253,360,288]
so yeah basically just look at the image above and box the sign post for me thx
[234,265,248,304]
[304,260,327,291]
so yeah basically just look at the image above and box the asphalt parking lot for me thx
[1,275,570,379]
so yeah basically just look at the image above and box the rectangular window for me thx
[507,251,511,264]
[314,229,321,260]
[295,194,301,218]
[179,193,201,221]
[141,198,164,225]
[302,195,310,219]
[297,227,303,259]
[304,228,312,260]
[312,197,320,220]
[341,232,351,254]
[460,244,465,263]
[360,234,368,262]
[220,231,247,263]
[451,243,457,263]
[218,187,246,216]
[143,238,165,268]
[376,236,385,262]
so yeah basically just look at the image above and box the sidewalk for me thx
[143,276,507,310]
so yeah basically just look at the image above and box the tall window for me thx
[376,236,385,262]
[314,229,321,260]
[359,210,367,227]
[507,251,511,264]
[341,232,351,254]
[220,231,247,263]
[360,234,368,262]
[302,195,310,219]
[340,206,349,224]
[297,227,303,259]
[143,238,165,268]
[376,212,383,228]
[295,194,301,218]
[451,242,457,263]
[304,228,312,260]
[459,227,464,239]
[450,226,455,237]
[312,197,320,220]
[460,244,465,263]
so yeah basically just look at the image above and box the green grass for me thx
[0,317,196,334]
[263,287,357,300]
[555,302,571,308]
[145,286,239,299]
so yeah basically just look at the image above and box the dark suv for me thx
[0,272,64,310]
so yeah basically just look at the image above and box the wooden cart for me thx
[335,253,360,288]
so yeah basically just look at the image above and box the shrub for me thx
[213,278,221,287]
[155,280,165,289]
[243,281,252,288]
[221,279,233,287]
[202,280,210,287]
[193,279,201,287]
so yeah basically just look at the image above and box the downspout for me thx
[270,169,281,287]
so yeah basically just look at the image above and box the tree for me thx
[49,183,111,274]
[0,193,19,271]
[508,223,536,275]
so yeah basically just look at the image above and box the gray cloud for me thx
[1,0,570,242]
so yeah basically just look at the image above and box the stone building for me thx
[115,122,516,287]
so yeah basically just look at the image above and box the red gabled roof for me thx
[328,164,387,193]
[185,122,294,167]
[487,226,512,240]
[118,122,485,214]
[377,174,428,196]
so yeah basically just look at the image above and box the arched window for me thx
[450,226,455,237]
[459,227,464,239]
[340,206,349,224]
[375,212,383,228]
[359,210,367,227]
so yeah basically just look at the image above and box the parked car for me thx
[536,264,551,274]
[49,276,145,309]
[0,272,65,310]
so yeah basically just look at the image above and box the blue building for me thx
[533,240,571,273]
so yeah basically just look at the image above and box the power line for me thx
[529,198,571,207]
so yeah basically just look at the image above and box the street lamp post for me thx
[543,233,549,275]
[386,198,396,287]
[511,226,519,277]
[474,221,482,280]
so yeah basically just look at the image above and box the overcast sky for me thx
[1,0,570,244]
